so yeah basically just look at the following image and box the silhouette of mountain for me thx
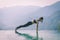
[28,1,60,18]
[49,11,60,30]
[0,6,41,30]
[44,1,60,30]
[0,1,60,30]
[27,1,60,30]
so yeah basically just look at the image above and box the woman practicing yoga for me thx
[15,17,43,33]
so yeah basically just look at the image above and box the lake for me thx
[0,30,60,40]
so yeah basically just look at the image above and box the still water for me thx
[0,30,60,40]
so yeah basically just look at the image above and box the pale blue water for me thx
[0,30,60,40]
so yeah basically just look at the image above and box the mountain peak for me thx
[53,1,60,5]
[56,1,60,3]
[47,1,60,9]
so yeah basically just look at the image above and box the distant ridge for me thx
[0,1,60,30]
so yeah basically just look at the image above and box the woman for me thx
[15,17,43,33]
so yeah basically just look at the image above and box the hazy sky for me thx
[0,0,60,8]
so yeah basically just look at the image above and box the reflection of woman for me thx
[15,17,43,33]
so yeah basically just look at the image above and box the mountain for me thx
[0,1,60,30]
[28,1,60,18]
[26,1,60,30]
[0,9,4,30]
[42,1,60,30]
[49,11,60,30]
[0,6,41,30]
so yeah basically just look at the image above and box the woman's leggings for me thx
[15,21,33,33]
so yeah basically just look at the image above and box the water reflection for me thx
[15,31,43,40]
